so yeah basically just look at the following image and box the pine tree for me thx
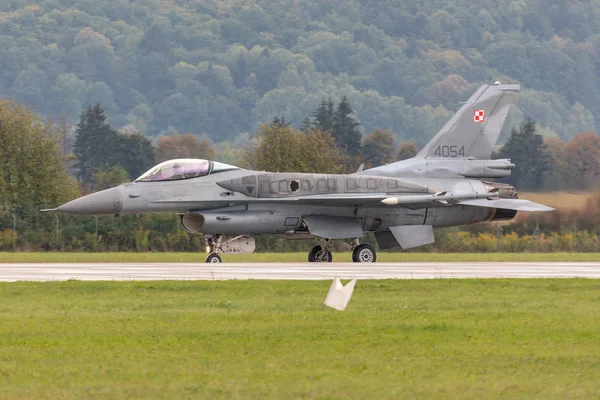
[74,104,120,184]
[333,96,362,155]
[118,132,155,180]
[300,116,312,132]
[312,98,334,132]
[74,105,155,184]
[271,115,289,128]
[498,119,549,190]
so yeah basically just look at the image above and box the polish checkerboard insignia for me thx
[474,109,485,122]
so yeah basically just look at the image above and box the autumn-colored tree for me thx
[361,129,396,168]
[241,123,346,174]
[397,142,418,160]
[543,137,568,190]
[564,132,600,190]
[154,133,215,163]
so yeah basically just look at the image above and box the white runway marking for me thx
[0,262,599,281]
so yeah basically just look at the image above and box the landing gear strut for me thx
[204,235,223,264]
[205,234,222,263]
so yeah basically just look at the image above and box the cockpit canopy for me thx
[135,159,239,182]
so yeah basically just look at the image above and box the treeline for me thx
[3,0,600,147]
[69,101,600,192]
[72,97,414,190]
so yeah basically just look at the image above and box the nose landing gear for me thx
[204,234,256,263]
[205,253,222,263]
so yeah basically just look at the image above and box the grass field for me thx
[1,252,600,263]
[0,279,599,399]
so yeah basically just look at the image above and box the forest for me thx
[2,0,600,147]
[1,0,600,252]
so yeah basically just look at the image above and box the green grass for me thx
[1,252,600,263]
[0,280,599,399]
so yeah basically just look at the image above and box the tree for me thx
[543,138,568,190]
[117,132,156,180]
[397,142,418,160]
[241,124,346,174]
[498,119,549,190]
[271,115,290,128]
[75,105,156,185]
[92,165,130,191]
[564,132,600,190]
[154,133,215,163]
[312,98,335,133]
[300,116,312,132]
[361,129,396,168]
[0,100,78,213]
[333,96,362,155]
[74,104,120,185]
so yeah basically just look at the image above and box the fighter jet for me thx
[50,82,553,263]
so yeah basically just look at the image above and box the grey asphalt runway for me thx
[0,262,600,281]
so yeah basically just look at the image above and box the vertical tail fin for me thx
[416,82,520,160]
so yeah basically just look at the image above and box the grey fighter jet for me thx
[50,82,553,263]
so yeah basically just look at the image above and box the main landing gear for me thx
[308,244,332,262]
[307,238,377,263]
[352,244,376,263]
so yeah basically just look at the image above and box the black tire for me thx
[308,245,333,262]
[205,253,222,263]
[352,244,376,263]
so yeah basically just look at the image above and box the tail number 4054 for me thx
[434,145,466,158]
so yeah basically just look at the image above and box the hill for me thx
[1,0,599,145]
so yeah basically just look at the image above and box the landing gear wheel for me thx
[308,245,332,262]
[352,244,376,263]
[205,253,222,263]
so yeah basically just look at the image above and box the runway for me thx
[1,262,600,281]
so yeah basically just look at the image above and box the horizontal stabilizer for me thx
[389,225,434,249]
[459,198,555,212]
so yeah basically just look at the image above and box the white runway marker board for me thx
[323,277,357,311]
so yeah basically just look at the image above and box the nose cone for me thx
[57,188,123,215]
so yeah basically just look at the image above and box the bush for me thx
[0,229,17,251]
